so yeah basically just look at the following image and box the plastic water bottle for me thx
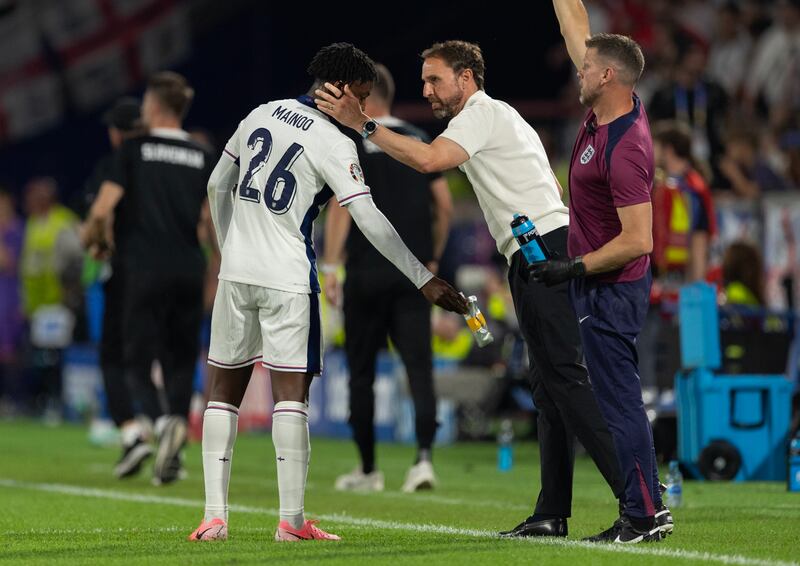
[497,419,514,472]
[665,460,683,507]
[462,294,494,348]
[510,213,551,266]
[789,435,800,492]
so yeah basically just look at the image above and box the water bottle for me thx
[789,435,800,492]
[462,294,494,348]
[497,419,514,472]
[510,213,551,266]
[665,460,683,508]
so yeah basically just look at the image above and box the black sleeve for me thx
[107,140,135,191]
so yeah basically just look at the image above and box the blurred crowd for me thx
[1,0,798,425]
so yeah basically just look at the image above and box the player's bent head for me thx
[307,42,377,90]
[146,71,194,120]
[585,33,644,87]
[420,40,485,90]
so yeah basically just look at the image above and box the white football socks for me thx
[272,401,310,530]
[202,402,239,523]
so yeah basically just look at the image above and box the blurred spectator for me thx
[652,121,716,282]
[649,37,729,168]
[722,241,765,305]
[707,1,754,100]
[639,121,717,391]
[743,0,800,126]
[20,177,81,419]
[717,129,789,197]
[0,188,24,407]
[20,178,81,319]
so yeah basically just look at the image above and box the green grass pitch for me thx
[1,420,798,565]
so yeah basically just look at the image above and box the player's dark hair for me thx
[585,33,645,86]
[371,63,395,106]
[147,71,194,120]
[307,42,377,86]
[421,40,485,90]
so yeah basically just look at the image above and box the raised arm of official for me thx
[553,0,592,70]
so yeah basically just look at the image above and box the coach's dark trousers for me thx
[344,269,436,472]
[508,227,624,518]
[570,272,662,519]
[122,265,204,421]
[100,262,136,427]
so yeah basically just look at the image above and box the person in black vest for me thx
[323,64,453,493]
[81,97,151,478]
[84,72,213,486]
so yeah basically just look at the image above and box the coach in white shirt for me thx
[316,40,625,538]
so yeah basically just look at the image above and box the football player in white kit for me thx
[188,43,467,543]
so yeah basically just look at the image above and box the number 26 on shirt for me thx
[238,127,304,215]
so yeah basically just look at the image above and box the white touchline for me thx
[0,478,796,566]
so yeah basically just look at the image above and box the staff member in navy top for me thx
[533,0,672,544]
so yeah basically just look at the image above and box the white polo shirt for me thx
[439,90,569,262]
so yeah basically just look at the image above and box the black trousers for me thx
[508,227,624,517]
[122,266,203,421]
[100,264,135,427]
[343,269,435,470]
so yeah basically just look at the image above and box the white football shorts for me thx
[208,279,323,374]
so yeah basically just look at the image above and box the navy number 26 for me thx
[239,128,304,215]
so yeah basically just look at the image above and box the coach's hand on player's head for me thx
[530,257,586,287]
[421,277,469,315]
[314,83,365,131]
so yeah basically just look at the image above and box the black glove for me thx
[530,256,586,286]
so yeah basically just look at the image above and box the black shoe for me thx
[655,504,673,536]
[114,437,153,479]
[583,516,624,543]
[499,516,568,538]
[584,515,662,544]
[153,416,187,486]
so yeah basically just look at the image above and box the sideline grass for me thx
[1,420,798,565]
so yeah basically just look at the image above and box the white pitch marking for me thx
[0,479,796,566]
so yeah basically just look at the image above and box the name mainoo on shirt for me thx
[272,105,314,131]
[141,143,205,169]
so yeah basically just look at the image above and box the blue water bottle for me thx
[510,213,550,265]
[497,419,514,472]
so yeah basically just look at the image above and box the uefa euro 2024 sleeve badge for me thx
[580,144,595,165]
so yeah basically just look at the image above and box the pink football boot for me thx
[274,519,341,541]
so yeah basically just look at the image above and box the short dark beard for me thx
[432,90,464,119]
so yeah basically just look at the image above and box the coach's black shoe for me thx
[499,515,567,538]
[114,437,153,479]
[655,504,674,536]
[584,515,661,544]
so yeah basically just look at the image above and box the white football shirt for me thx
[439,90,569,262]
[218,97,371,293]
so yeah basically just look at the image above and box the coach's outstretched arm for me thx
[206,155,239,249]
[314,84,469,175]
[345,197,467,315]
[553,0,592,70]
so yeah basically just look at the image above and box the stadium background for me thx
[1,1,800,564]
